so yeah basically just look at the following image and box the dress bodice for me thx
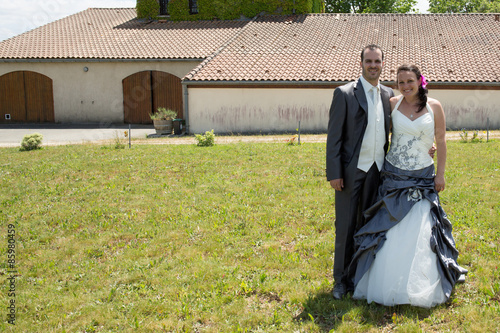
[385,97,435,170]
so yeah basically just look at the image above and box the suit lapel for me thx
[354,80,368,114]
[380,87,392,141]
[380,87,391,117]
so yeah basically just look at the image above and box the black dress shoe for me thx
[332,283,347,300]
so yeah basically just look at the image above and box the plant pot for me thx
[173,119,185,135]
[153,119,173,135]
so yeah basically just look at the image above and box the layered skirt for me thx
[349,162,467,308]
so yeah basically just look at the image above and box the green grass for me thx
[0,138,498,332]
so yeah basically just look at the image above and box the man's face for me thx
[360,48,384,85]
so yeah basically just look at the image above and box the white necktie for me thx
[371,87,378,105]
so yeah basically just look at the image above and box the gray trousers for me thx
[333,162,380,288]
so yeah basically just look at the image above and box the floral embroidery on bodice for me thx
[385,97,435,171]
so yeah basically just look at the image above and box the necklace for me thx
[403,98,419,118]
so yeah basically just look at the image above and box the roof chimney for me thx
[495,14,499,22]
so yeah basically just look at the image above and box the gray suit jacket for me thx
[326,79,394,181]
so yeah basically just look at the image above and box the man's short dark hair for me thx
[361,44,384,61]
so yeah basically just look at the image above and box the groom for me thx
[326,44,394,299]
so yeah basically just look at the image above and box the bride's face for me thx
[397,71,421,98]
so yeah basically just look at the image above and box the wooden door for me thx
[123,71,153,124]
[24,71,55,122]
[152,71,183,119]
[123,71,183,124]
[0,71,54,123]
[0,71,26,122]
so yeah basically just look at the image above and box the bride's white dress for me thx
[353,98,448,307]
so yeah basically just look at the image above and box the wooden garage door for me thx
[123,71,183,124]
[0,71,54,123]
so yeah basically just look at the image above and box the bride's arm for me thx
[389,96,399,132]
[430,98,447,192]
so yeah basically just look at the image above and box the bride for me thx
[349,64,467,308]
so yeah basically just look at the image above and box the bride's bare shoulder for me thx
[390,95,401,109]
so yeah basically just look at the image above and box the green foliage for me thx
[287,134,300,145]
[195,129,215,146]
[429,0,500,12]
[459,129,485,143]
[240,0,273,18]
[150,107,177,120]
[393,0,419,12]
[19,133,43,151]
[167,0,188,20]
[166,0,322,21]
[113,131,128,149]
[312,0,325,13]
[324,0,417,13]
[136,0,160,19]
[476,0,500,12]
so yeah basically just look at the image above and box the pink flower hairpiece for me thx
[421,75,428,89]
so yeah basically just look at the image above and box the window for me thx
[159,0,169,15]
[189,0,198,14]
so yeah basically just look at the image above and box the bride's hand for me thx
[434,175,445,192]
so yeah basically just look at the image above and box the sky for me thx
[0,0,430,42]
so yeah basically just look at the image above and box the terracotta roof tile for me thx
[1,10,498,83]
[0,8,248,60]
[186,13,500,83]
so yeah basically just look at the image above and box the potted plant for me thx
[150,107,177,135]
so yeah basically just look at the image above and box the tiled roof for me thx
[185,13,500,83]
[0,8,249,60]
[1,10,498,83]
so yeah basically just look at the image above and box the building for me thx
[0,9,499,131]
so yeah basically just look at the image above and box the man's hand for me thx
[429,144,437,158]
[330,178,344,191]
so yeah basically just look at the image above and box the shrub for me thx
[150,107,178,120]
[20,133,43,151]
[195,129,215,147]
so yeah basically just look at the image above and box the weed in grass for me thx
[459,129,486,143]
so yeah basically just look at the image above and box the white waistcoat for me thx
[357,85,386,172]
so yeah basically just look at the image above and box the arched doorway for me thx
[0,71,54,123]
[122,71,183,124]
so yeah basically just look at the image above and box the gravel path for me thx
[1,127,498,148]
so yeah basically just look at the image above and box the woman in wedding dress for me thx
[349,64,467,308]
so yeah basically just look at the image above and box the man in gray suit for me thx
[326,44,394,299]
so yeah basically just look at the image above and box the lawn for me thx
[0,137,498,332]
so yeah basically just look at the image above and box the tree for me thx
[477,0,500,12]
[324,0,417,13]
[428,0,500,12]
[428,0,479,12]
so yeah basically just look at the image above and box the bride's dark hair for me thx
[397,64,428,113]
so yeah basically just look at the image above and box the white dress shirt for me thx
[357,76,386,172]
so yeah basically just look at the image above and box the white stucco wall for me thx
[188,86,499,134]
[1,62,498,131]
[0,60,200,123]
[424,88,500,130]
[187,87,333,134]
